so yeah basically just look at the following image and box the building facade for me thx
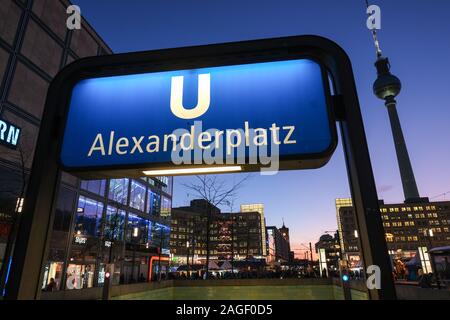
[170,199,264,265]
[315,232,340,275]
[240,204,266,257]
[266,225,290,264]
[0,0,172,293]
[336,198,450,264]
[43,176,172,291]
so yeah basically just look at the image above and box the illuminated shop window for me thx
[126,213,150,244]
[108,178,129,205]
[75,196,103,237]
[147,189,161,215]
[105,206,126,240]
[130,180,146,211]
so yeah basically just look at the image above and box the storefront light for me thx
[143,166,242,176]
[16,198,24,213]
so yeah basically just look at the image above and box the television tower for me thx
[366,1,420,202]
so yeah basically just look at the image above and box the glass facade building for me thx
[0,0,173,294]
[43,177,172,291]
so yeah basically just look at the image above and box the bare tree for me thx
[181,174,251,279]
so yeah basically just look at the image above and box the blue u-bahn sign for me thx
[60,57,336,176]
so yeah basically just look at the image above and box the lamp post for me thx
[102,206,121,300]
[157,225,164,281]
[186,240,190,276]
[131,227,139,283]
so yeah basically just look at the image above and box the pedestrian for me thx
[45,278,57,292]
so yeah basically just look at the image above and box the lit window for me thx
[75,196,103,237]
[15,198,24,213]
[108,179,129,204]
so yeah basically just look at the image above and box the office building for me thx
[170,200,264,264]
[336,198,450,263]
[240,204,266,258]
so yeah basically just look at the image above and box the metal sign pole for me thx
[330,69,397,299]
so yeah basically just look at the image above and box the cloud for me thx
[377,184,394,193]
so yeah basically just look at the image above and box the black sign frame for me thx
[4,35,396,300]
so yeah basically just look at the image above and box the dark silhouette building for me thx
[315,232,340,274]
[266,225,290,264]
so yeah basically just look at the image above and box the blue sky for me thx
[72,0,450,254]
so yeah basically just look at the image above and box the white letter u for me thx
[170,73,210,119]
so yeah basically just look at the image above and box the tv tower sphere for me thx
[373,57,402,100]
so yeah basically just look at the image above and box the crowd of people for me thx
[164,265,359,281]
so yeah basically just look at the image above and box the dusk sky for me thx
[72,0,450,256]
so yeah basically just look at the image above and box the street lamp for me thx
[186,241,190,274]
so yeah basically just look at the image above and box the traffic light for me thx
[342,274,350,282]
